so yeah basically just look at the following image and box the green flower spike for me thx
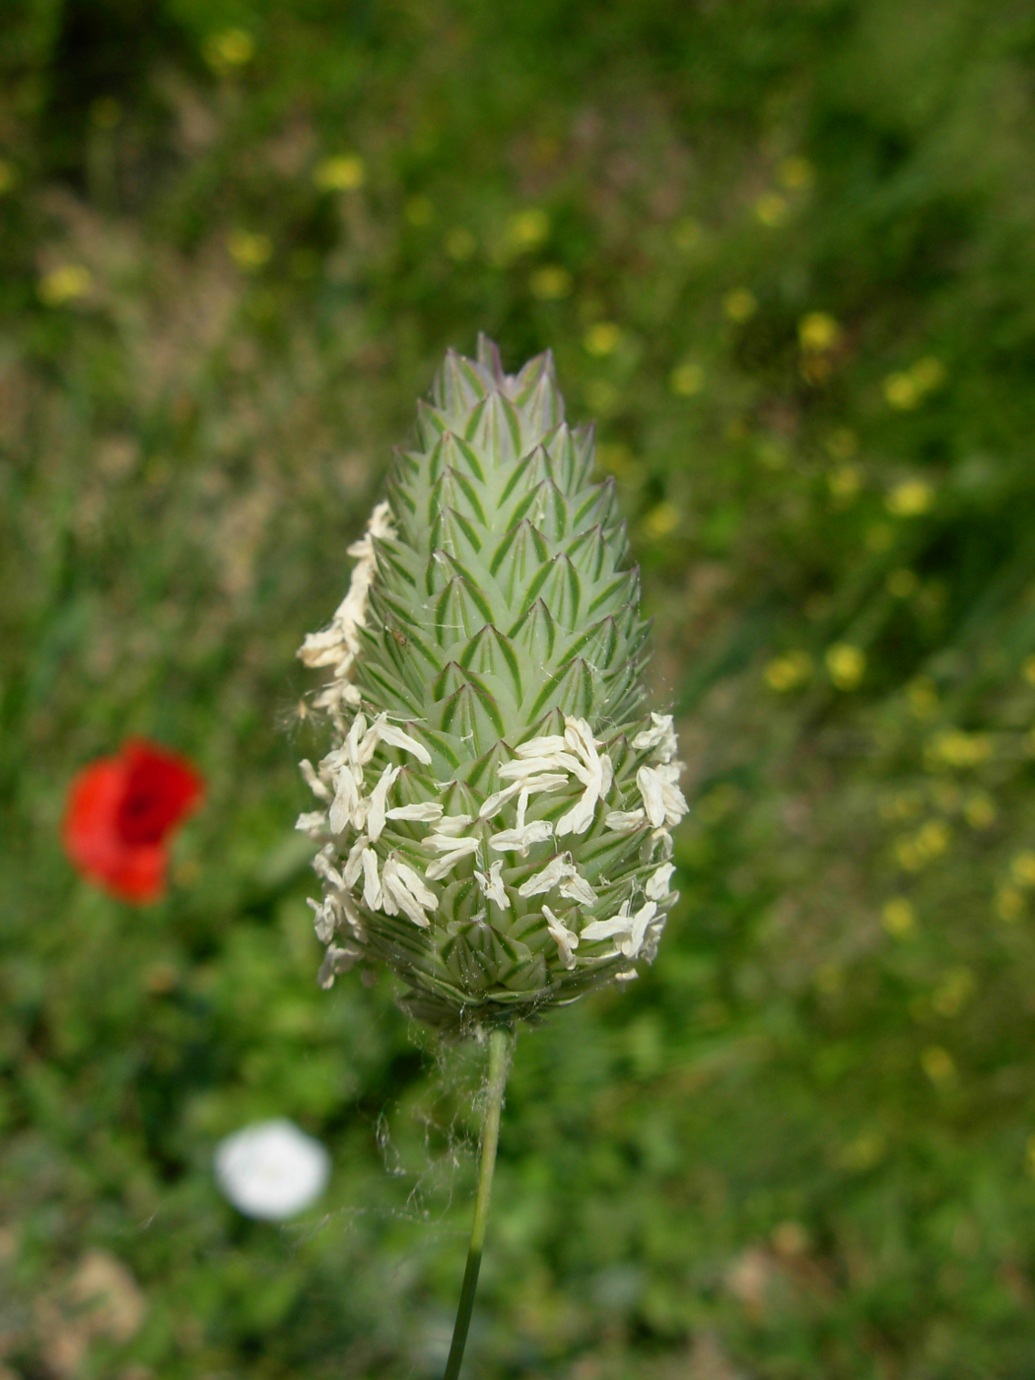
[297,336,687,1036]
[297,337,688,1376]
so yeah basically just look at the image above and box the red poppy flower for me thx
[63,739,205,903]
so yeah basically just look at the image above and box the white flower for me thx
[580,898,657,958]
[346,711,376,766]
[366,764,401,842]
[478,773,567,819]
[555,790,598,838]
[311,846,344,889]
[474,859,510,908]
[603,808,646,832]
[513,733,569,759]
[489,821,554,855]
[380,855,437,928]
[329,761,364,834]
[430,812,475,836]
[632,712,678,763]
[517,853,576,897]
[580,907,634,947]
[422,832,481,881]
[296,810,328,837]
[636,764,688,829]
[645,861,677,901]
[624,900,659,958]
[559,872,597,905]
[557,717,612,837]
[299,759,330,800]
[516,851,596,904]
[307,895,338,943]
[214,1120,331,1220]
[543,904,579,969]
[361,847,381,909]
[478,780,525,819]
[298,503,396,713]
[318,942,358,988]
[499,752,582,781]
[386,802,444,822]
[342,834,368,887]
[564,717,612,794]
[370,715,433,765]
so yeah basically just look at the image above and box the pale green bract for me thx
[297,338,687,1034]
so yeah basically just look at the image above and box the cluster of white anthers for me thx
[297,704,687,989]
[297,500,396,716]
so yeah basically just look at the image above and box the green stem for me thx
[443,1025,515,1380]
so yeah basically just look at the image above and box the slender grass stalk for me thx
[443,1025,515,1380]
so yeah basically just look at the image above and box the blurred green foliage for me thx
[3,0,1035,1375]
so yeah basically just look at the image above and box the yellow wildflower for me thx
[227,230,272,271]
[963,792,996,830]
[583,322,622,357]
[203,27,255,73]
[669,362,704,397]
[921,1045,956,1084]
[1010,852,1035,887]
[723,288,757,323]
[798,312,841,353]
[778,156,814,191]
[826,643,865,690]
[755,192,789,227]
[915,819,950,860]
[764,651,813,693]
[506,207,550,252]
[838,1129,886,1171]
[1026,1136,1035,1179]
[1021,654,1035,687]
[883,372,920,410]
[886,480,934,517]
[38,264,93,306]
[997,886,1024,922]
[910,357,946,393]
[529,264,572,300]
[314,155,366,192]
[882,898,916,937]
[828,464,861,504]
[895,837,924,871]
[926,730,992,769]
[642,502,680,539]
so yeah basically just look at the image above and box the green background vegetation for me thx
[4,0,1035,1375]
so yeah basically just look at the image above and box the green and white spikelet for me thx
[297,337,687,1034]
